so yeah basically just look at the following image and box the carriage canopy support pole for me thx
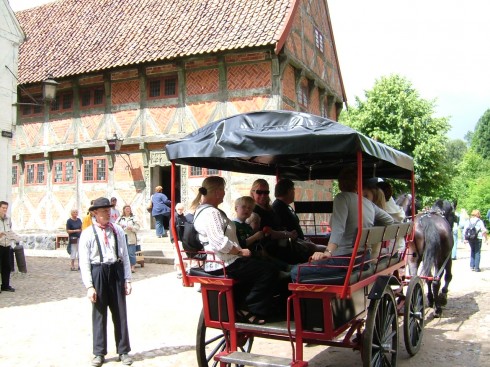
[410,170,416,240]
[341,151,364,299]
[170,162,191,287]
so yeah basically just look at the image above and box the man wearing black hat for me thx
[78,197,133,366]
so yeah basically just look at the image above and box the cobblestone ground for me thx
[0,256,205,367]
[1,244,489,367]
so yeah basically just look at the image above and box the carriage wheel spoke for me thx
[206,338,226,364]
[205,334,224,346]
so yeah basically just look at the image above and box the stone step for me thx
[136,232,176,265]
[144,255,174,265]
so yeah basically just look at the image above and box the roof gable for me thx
[1,0,26,43]
[16,0,295,84]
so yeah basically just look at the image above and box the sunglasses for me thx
[254,190,270,195]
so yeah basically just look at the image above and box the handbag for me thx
[67,243,72,255]
[147,200,153,213]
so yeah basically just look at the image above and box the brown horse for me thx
[407,207,454,317]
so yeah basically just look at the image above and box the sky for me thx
[9,0,490,140]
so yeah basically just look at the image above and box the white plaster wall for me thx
[0,1,24,205]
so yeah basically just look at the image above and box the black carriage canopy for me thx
[165,110,414,181]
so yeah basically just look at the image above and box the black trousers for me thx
[0,246,11,289]
[210,257,278,318]
[91,262,130,356]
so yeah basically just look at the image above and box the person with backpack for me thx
[463,209,487,272]
[169,203,191,279]
[191,176,279,324]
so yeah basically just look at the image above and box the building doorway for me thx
[148,164,181,229]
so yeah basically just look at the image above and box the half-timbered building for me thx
[12,0,345,233]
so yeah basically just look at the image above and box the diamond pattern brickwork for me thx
[309,88,320,116]
[112,80,140,105]
[186,69,219,96]
[227,63,271,90]
[230,96,269,114]
[282,65,296,102]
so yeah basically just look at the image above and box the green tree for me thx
[471,109,490,159]
[446,139,467,165]
[442,139,467,200]
[452,149,490,216]
[340,74,451,204]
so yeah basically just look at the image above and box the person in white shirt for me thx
[78,197,133,367]
[463,209,487,272]
[291,168,394,282]
[109,197,121,223]
[192,176,278,324]
[0,201,19,292]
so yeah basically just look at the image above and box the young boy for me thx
[233,196,264,251]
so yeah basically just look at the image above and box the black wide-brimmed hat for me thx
[89,197,115,211]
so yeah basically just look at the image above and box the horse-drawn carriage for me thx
[166,110,425,366]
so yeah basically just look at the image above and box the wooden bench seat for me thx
[294,223,411,285]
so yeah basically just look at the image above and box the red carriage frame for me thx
[165,111,421,367]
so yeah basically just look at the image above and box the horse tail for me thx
[421,216,441,276]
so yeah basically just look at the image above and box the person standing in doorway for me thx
[78,197,133,367]
[66,208,82,271]
[151,186,171,238]
[0,201,18,293]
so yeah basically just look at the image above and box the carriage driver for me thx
[79,197,133,367]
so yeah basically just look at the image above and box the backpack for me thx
[464,220,480,242]
[181,205,225,260]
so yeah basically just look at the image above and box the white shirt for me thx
[110,208,121,223]
[78,223,131,289]
[385,197,406,222]
[193,205,242,272]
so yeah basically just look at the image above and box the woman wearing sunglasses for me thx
[250,179,301,267]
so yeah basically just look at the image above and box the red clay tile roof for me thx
[16,0,295,84]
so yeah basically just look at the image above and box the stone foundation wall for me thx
[15,232,63,251]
